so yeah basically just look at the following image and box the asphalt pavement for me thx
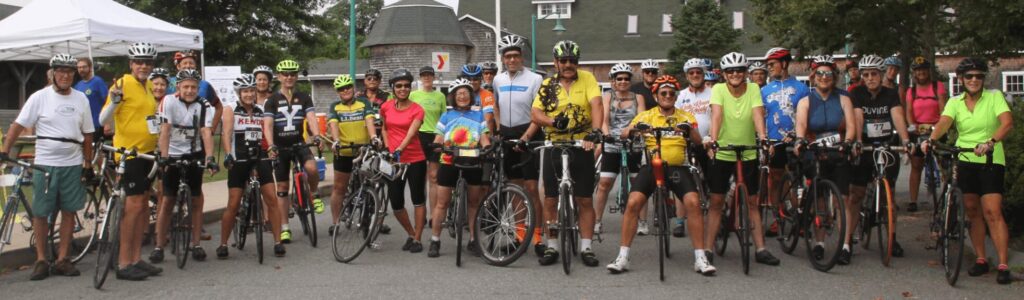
[1,166,1022,299]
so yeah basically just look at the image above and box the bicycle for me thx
[856,142,905,267]
[475,137,535,267]
[915,127,943,213]
[709,143,763,275]
[231,155,276,264]
[165,157,206,269]
[438,145,494,267]
[633,122,693,281]
[0,157,48,257]
[277,142,321,247]
[599,135,643,215]
[93,145,157,289]
[928,143,989,286]
[530,139,589,275]
[332,143,406,262]
[756,139,786,241]
[776,140,848,272]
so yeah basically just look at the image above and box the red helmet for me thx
[650,75,682,94]
[765,47,792,62]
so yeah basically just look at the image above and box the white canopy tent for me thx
[0,0,203,61]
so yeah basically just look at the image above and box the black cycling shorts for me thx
[706,159,760,195]
[163,153,204,197]
[437,164,484,187]
[334,155,355,173]
[958,161,1005,195]
[273,145,314,180]
[227,159,274,189]
[389,160,427,211]
[542,147,595,198]
[500,125,543,181]
[800,152,851,195]
[630,165,698,198]
[769,144,789,169]
[598,151,642,176]
[123,155,155,196]
[418,132,440,163]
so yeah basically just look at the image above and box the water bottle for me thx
[316,157,327,181]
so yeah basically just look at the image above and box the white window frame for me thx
[797,76,812,88]
[732,11,744,29]
[626,15,638,35]
[662,14,673,33]
[948,73,963,98]
[1002,71,1024,97]
[537,3,571,20]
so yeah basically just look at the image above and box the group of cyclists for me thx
[2,34,1014,286]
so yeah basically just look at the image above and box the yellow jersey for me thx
[103,74,158,155]
[327,98,374,156]
[630,108,697,166]
[532,70,601,141]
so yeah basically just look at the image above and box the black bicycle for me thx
[165,157,206,269]
[857,142,905,267]
[279,143,320,247]
[332,143,405,262]
[232,156,276,264]
[777,140,848,272]
[93,146,157,289]
[928,143,990,286]
[475,137,535,267]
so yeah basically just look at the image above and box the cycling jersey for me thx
[710,83,762,161]
[410,89,446,134]
[327,98,374,156]
[762,77,810,140]
[806,89,846,143]
[532,70,601,141]
[358,89,390,111]
[228,104,266,161]
[943,89,1009,165]
[493,69,544,129]
[605,92,638,153]
[850,85,900,144]
[167,78,222,107]
[907,82,946,124]
[435,109,489,165]
[476,89,495,114]
[103,74,158,154]
[380,100,425,163]
[159,95,213,156]
[263,91,315,147]
[629,108,696,166]
[675,86,712,137]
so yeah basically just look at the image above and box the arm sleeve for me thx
[202,103,215,128]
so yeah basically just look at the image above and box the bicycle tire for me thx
[70,190,102,263]
[655,188,667,281]
[660,190,671,259]
[878,179,894,267]
[617,165,629,212]
[559,191,572,275]
[253,186,265,264]
[294,173,318,247]
[714,197,730,256]
[93,195,121,289]
[445,189,457,239]
[476,184,534,267]
[859,181,874,251]
[757,168,772,238]
[777,173,800,254]
[455,178,467,267]
[174,186,192,270]
[233,190,249,250]
[0,199,15,255]
[333,189,370,263]
[804,179,846,272]
[943,187,966,286]
[736,184,751,275]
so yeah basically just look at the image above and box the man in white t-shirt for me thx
[670,57,713,239]
[1,54,95,280]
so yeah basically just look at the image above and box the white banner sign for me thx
[204,66,242,107]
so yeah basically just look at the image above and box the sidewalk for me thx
[0,172,334,270]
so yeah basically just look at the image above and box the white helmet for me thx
[49,53,77,69]
[640,59,659,71]
[233,74,257,90]
[608,62,633,79]
[448,78,473,93]
[811,55,836,69]
[748,60,768,72]
[127,42,157,60]
[683,58,707,72]
[858,55,885,71]
[720,52,748,69]
[498,34,526,55]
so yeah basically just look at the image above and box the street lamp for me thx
[552,9,566,35]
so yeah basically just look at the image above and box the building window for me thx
[733,12,743,29]
[662,14,673,33]
[948,73,963,97]
[626,15,638,35]
[1003,71,1024,98]
[537,3,571,19]
[797,76,812,88]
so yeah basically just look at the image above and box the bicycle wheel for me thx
[878,179,894,267]
[654,188,667,281]
[455,178,467,267]
[93,195,121,289]
[252,187,265,264]
[943,187,966,286]
[714,197,730,256]
[333,189,366,262]
[757,169,772,237]
[446,188,458,239]
[173,187,192,270]
[659,190,671,259]
[233,192,249,250]
[559,191,572,275]
[70,191,102,263]
[736,184,751,275]
[0,199,15,255]
[859,181,875,251]
[295,173,318,247]
[804,179,846,272]
[925,157,940,210]
[476,185,533,266]
[777,173,800,254]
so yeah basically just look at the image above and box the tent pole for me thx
[87,37,94,72]
[200,51,206,78]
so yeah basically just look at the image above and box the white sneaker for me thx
[694,255,716,276]
[606,255,630,274]
[637,220,650,236]
[595,222,603,235]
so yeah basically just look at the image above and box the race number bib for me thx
[814,132,841,145]
[146,116,160,134]
[865,121,893,138]
[172,127,196,140]
[378,159,394,176]
[244,130,262,142]
[457,148,479,158]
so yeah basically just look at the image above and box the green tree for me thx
[317,0,385,60]
[665,0,742,75]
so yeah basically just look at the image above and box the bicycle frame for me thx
[0,158,47,255]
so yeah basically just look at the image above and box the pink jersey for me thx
[906,82,946,124]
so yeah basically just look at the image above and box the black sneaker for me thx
[149,248,164,263]
[134,260,163,276]
[997,269,1012,285]
[892,241,904,258]
[274,244,286,257]
[192,246,207,261]
[29,260,49,281]
[755,250,781,266]
[115,264,149,281]
[427,240,441,258]
[51,259,80,276]
[401,237,415,251]
[466,240,481,257]
[409,241,424,253]
[216,245,229,259]
[907,203,919,212]
[672,223,687,238]
[380,224,392,234]
[812,245,825,261]
[968,260,990,277]
[534,243,546,257]
[539,248,559,265]
[581,250,599,267]
[837,248,852,265]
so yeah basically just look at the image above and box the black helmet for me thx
[365,68,382,78]
[418,66,435,76]
[910,56,933,70]
[389,68,414,86]
[955,57,988,74]
[552,40,580,59]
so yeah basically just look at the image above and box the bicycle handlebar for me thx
[100,145,157,161]
[0,155,48,174]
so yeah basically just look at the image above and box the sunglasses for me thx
[815,70,835,77]
[337,86,354,91]
[643,70,658,74]
[687,70,704,76]
[558,58,579,65]
[131,60,155,66]
[615,77,631,82]
[659,91,677,97]
[724,68,746,75]
[393,83,411,89]
[503,53,522,60]
[860,71,881,78]
[280,72,298,78]
[365,76,380,81]
[962,73,986,80]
